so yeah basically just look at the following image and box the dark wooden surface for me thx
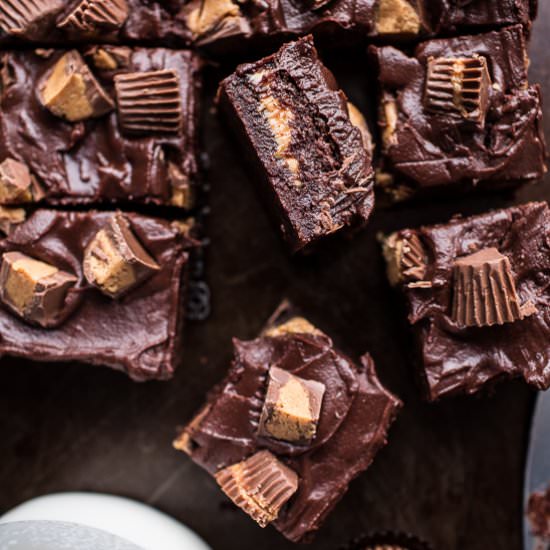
[1,7,550,549]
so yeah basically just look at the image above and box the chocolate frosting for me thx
[0,209,194,380]
[180,325,401,542]
[0,47,200,207]
[0,0,192,45]
[392,201,550,400]
[372,26,547,198]
[218,36,374,251]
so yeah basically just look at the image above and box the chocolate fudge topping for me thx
[218,36,375,252]
[0,209,195,380]
[384,202,550,400]
[175,310,401,542]
[372,26,547,201]
[0,0,192,45]
[0,47,201,208]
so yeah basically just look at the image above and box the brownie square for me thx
[218,36,375,252]
[0,46,201,208]
[0,0,192,46]
[0,208,195,381]
[382,201,550,401]
[371,26,547,202]
[174,304,401,542]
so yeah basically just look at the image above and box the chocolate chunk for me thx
[383,231,428,287]
[38,50,114,122]
[83,212,159,298]
[452,247,535,328]
[0,158,33,204]
[214,450,298,527]
[375,0,420,35]
[58,0,128,33]
[114,69,182,135]
[425,55,491,124]
[0,206,25,235]
[0,251,76,327]
[258,366,326,445]
[0,0,63,37]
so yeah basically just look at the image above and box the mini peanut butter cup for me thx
[425,55,491,124]
[58,0,128,32]
[382,230,429,287]
[0,0,63,36]
[83,211,160,298]
[0,251,77,328]
[38,50,114,122]
[452,247,536,328]
[214,450,298,528]
[114,69,182,135]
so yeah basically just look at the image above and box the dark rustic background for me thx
[1,4,549,549]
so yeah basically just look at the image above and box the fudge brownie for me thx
[0,0,192,46]
[371,26,547,202]
[218,36,375,252]
[382,201,550,401]
[0,46,201,208]
[0,209,196,381]
[174,304,402,542]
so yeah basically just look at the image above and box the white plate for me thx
[0,492,210,550]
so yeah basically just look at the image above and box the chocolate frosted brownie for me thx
[0,47,201,208]
[0,209,195,381]
[218,36,375,252]
[382,202,550,400]
[371,26,546,202]
[174,305,402,542]
[0,0,192,46]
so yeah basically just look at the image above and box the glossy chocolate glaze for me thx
[179,322,401,542]
[0,209,194,380]
[0,0,192,46]
[0,47,201,207]
[372,26,547,200]
[392,201,550,400]
[218,36,374,252]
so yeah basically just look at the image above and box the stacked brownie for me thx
[0,3,202,379]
